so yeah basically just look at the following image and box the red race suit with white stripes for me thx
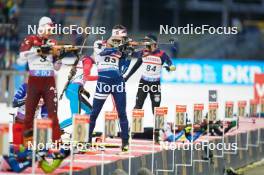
[18,35,61,141]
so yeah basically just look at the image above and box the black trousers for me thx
[134,79,161,114]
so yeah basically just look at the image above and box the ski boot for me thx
[121,139,129,152]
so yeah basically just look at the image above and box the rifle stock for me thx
[59,52,80,100]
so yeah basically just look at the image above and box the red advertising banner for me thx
[254,73,264,101]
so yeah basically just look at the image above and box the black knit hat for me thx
[145,34,157,43]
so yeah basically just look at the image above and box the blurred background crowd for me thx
[0,0,21,69]
[0,0,264,70]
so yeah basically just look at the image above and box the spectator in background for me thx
[0,27,6,69]
[75,31,85,46]
[3,0,14,22]
[232,18,244,46]
[47,0,54,8]
[8,0,19,19]
[0,0,21,70]
[50,8,65,26]
[77,0,84,10]
[170,38,179,59]
[0,46,6,69]
[137,168,153,175]
[66,0,73,9]
[50,8,65,40]
[112,169,128,175]
[0,1,4,22]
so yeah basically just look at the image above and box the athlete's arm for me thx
[161,52,172,66]
[17,36,40,65]
[119,57,131,75]
[161,52,176,72]
[17,48,38,65]
[99,48,119,56]
[124,58,142,81]
[40,106,48,118]
[83,56,98,81]
[12,84,27,107]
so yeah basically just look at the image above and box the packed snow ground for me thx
[0,59,254,135]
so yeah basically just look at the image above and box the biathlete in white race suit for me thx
[124,35,176,114]
[17,16,62,141]
[59,56,98,129]
[89,25,130,152]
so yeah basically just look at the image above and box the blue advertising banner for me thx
[161,59,264,85]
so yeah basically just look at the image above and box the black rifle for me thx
[59,51,81,100]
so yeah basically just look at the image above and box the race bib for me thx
[97,54,120,72]
[28,54,54,71]
[142,55,162,80]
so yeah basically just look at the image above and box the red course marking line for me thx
[60,166,83,171]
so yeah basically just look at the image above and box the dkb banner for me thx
[162,59,264,85]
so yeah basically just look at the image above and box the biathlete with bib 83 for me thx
[89,25,133,152]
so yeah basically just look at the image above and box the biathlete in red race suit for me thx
[17,17,62,141]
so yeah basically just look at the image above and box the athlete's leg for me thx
[166,130,185,142]
[149,81,161,114]
[89,98,106,141]
[39,148,70,173]
[3,155,32,173]
[112,80,129,141]
[3,146,33,173]
[42,77,61,141]
[13,120,24,145]
[224,120,237,133]
[185,131,204,142]
[59,83,80,129]
[24,76,41,134]
[40,159,63,173]
[80,92,92,115]
[89,79,109,142]
[134,79,148,109]
[210,123,223,136]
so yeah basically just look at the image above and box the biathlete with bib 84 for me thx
[124,35,176,114]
